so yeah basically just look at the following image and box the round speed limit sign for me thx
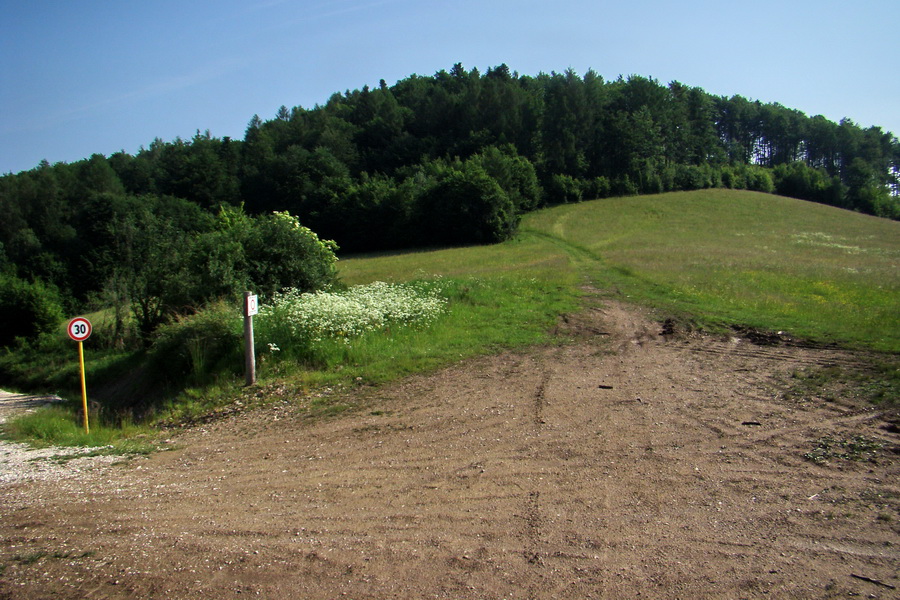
[67,317,92,342]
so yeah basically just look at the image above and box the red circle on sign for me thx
[67,317,92,342]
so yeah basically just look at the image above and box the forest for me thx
[2,64,899,350]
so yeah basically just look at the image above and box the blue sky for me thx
[2,0,897,175]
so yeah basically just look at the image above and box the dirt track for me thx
[1,301,898,599]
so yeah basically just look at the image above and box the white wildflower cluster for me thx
[791,232,864,254]
[260,281,447,345]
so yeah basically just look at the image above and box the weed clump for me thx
[804,435,884,465]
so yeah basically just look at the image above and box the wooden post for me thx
[244,291,257,386]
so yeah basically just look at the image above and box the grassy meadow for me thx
[256,255,583,388]
[519,190,898,352]
[341,189,898,352]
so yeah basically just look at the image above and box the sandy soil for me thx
[1,300,898,599]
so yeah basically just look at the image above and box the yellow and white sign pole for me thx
[67,317,92,434]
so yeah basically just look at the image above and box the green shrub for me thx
[146,301,243,388]
[745,165,775,193]
[720,165,744,190]
[415,163,518,244]
[546,174,584,204]
[245,211,340,298]
[673,164,709,191]
[586,176,611,199]
[612,175,638,197]
[0,274,65,347]
[472,145,542,212]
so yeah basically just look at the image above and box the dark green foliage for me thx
[146,301,243,389]
[844,158,898,218]
[673,165,706,191]
[0,273,64,347]
[118,206,338,342]
[612,175,639,197]
[470,145,541,212]
[319,173,415,253]
[773,162,844,207]
[744,166,775,194]
[244,211,339,298]
[576,176,611,200]
[546,174,584,204]
[154,132,241,208]
[416,162,517,245]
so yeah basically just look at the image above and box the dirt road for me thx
[1,301,898,599]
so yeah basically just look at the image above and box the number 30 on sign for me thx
[67,317,92,342]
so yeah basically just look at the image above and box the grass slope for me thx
[524,190,899,352]
[344,189,899,353]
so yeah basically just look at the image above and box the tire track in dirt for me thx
[533,368,550,427]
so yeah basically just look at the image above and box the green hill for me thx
[341,189,900,353]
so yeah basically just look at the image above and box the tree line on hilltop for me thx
[1,63,898,347]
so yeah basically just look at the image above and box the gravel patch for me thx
[0,442,121,484]
[0,391,119,485]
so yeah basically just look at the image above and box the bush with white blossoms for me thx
[257,280,447,352]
